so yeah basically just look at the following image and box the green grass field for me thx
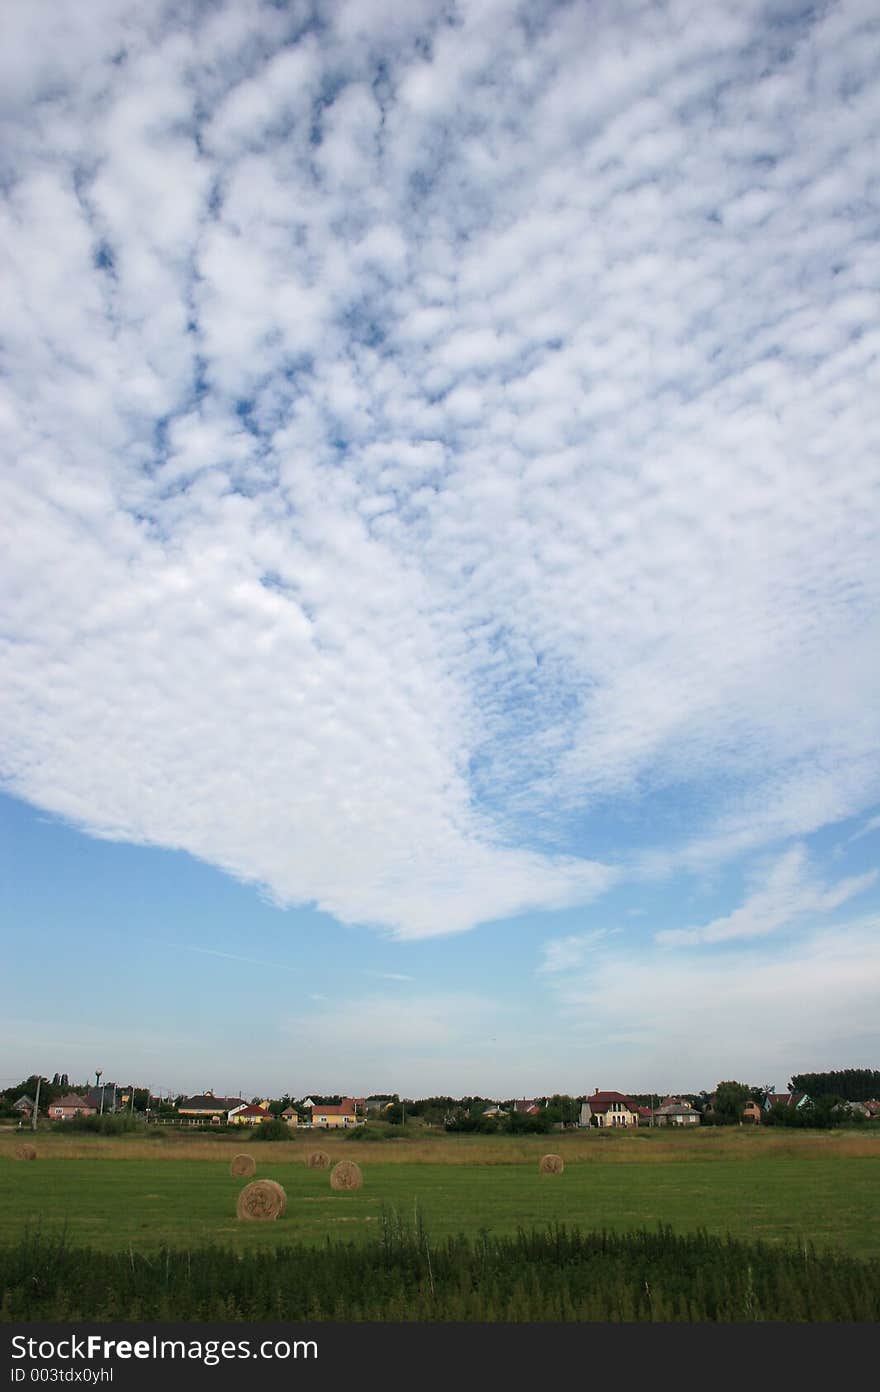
[2,1137,878,1259]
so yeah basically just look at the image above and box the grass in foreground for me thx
[2,1221,878,1322]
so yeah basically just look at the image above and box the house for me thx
[228,1103,272,1127]
[481,1104,507,1119]
[580,1090,640,1128]
[311,1098,361,1128]
[654,1102,701,1127]
[637,1106,654,1126]
[514,1099,541,1116]
[177,1093,246,1123]
[281,1107,298,1127]
[742,1099,763,1124]
[49,1093,96,1121]
[12,1095,35,1117]
[764,1091,809,1113]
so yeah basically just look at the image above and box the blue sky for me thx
[2,0,879,1098]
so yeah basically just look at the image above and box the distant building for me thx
[311,1098,361,1128]
[228,1103,272,1127]
[654,1102,701,1127]
[764,1091,809,1113]
[177,1093,246,1123]
[12,1095,35,1117]
[49,1094,96,1121]
[580,1090,640,1128]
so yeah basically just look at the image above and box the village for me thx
[6,1075,880,1132]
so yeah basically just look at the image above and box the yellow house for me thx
[311,1099,358,1128]
[229,1102,273,1126]
[581,1090,640,1128]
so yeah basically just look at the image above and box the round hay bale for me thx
[307,1150,330,1169]
[539,1153,564,1175]
[230,1153,256,1178]
[15,1143,37,1161]
[330,1159,363,1191]
[236,1179,287,1221]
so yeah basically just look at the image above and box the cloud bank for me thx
[2,0,879,937]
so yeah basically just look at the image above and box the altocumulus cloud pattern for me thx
[2,0,879,938]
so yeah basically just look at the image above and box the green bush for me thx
[53,1114,143,1136]
[252,1119,290,1142]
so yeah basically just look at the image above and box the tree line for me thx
[789,1069,880,1101]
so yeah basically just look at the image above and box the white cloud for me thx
[656,847,877,947]
[2,0,879,939]
[537,930,612,974]
[543,916,880,1089]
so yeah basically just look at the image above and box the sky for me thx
[2,0,879,1101]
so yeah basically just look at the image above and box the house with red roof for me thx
[579,1090,640,1128]
[228,1102,273,1127]
[311,1097,362,1128]
[763,1091,809,1114]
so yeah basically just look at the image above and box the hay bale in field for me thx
[307,1150,330,1169]
[15,1143,37,1161]
[329,1159,362,1191]
[230,1153,256,1178]
[539,1153,564,1175]
[236,1178,287,1221]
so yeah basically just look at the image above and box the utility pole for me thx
[32,1076,41,1133]
[96,1069,103,1116]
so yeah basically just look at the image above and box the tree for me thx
[546,1094,579,1126]
[713,1081,751,1125]
[790,1069,880,1102]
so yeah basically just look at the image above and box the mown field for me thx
[1,1128,878,1259]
